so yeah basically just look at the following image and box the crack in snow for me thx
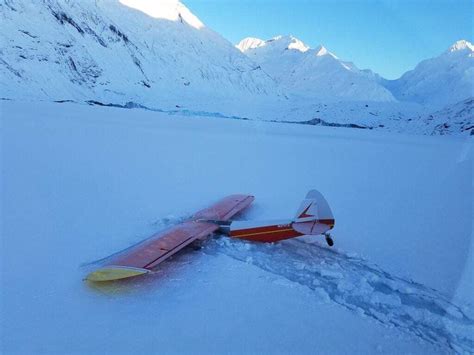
[204,237,474,353]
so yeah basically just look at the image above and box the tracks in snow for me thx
[204,237,473,353]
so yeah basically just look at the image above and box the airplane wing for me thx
[86,194,254,281]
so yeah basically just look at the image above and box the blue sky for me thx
[185,0,473,79]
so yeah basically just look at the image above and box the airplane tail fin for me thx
[293,190,335,235]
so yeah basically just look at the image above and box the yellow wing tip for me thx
[86,266,149,282]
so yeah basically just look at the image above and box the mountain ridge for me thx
[237,35,473,108]
[236,35,395,102]
[381,39,473,108]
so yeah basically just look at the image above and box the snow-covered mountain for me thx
[420,98,474,136]
[1,1,472,135]
[383,40,474,108]
[236,35,395,102]
[0,0,279,110]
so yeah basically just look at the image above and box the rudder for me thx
[294,190,334,225]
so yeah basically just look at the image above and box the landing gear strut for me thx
[324,233,334,247]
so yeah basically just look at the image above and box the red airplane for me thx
[86,190,335,282]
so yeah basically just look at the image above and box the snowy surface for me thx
[2,100,473,353]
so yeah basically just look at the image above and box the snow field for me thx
[1,100,473,353]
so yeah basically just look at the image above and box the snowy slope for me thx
[237,35,395,102]
[383,40,474,108]
[2,100,473,353]
[0,0,279,110]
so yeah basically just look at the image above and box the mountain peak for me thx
[447,39,474,53]
[236,37,265,52]
[118,0,204,29]
[236,35,310,53]
[272,35,310,52]
[314,45,334,57]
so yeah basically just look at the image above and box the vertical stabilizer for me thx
[294,190,334,224]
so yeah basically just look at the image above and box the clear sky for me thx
[185,0,473,79]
